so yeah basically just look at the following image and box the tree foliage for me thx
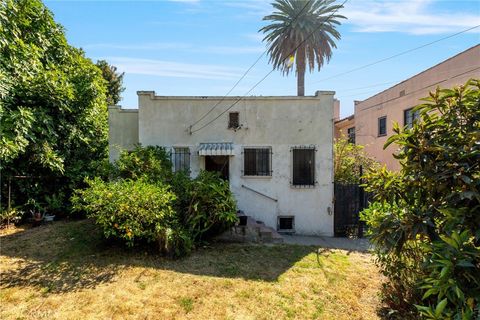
[334,135,379,183]
[96,60,125,106]
[361,79,480,319]
[260,0,345,96]
[0,0,108,214]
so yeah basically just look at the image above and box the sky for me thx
[44,0,480,118]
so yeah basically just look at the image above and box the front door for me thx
[205,156,229,181]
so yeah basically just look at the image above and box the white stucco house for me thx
[108,90,335,236]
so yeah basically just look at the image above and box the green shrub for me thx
[173,170,237,242]
[417,230,479,319]
[71,178,191,255]
[112,145,172,183]
[334,135,379,183]
[361,202,423,317]
[0,207,23,227]
[362,79,480,319]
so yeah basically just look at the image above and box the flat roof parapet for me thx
[136,90,336,100]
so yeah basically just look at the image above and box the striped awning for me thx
[198,143,234,156]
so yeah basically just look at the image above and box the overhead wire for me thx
[358,66,480,113]
[188,0,313,132]
[312,24,480,84]
[336,64,480,99]
[191,0,349,134]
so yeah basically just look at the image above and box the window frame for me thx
[347,126,355,144]
[291,146,316,188]
[171,146,191,173]
[228,112,240,129]
[378,116,387,137]
[404,108,419,129]
[277,216,295,233]
[242,146,272,177]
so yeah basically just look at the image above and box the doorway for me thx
[205,156,229,181]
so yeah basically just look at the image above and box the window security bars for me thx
[243,148,272,176]
[278,216,295,232]
[378,116,387,136]
[228,112,240,129]
[291,146,316,187]
[172,147,190,173]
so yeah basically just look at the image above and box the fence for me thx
[333,183,372,237]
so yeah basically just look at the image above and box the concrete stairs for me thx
[217,212,284,244]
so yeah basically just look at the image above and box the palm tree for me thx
[260,0,345,96]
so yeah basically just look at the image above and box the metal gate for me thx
[334,183,371,237]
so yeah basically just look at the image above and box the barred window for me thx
[243,147,272,176]
[228,112,240,129]
[378,116,387,136]
[172,147,190,172]
[292,147,315,186]
[404,108,419,129]
[347,127,355,144]
[278,216,295,231]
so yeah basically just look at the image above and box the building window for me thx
[347,127,355,144]
[292,147,315,186]
[172,147,190,172]
[378,116,387,137]
[243,147,272,176]
[404,108,419,129]
[228,112,240,129]
[278,216,295,232]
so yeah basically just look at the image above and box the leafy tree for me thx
[0,0,108,214]
[361,79,480,319]
[260,0,345,96]
[334,135,378,183]
[96,60,125,105]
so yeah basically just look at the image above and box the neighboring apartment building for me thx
[109,90,336,236]
[335,44,480,170]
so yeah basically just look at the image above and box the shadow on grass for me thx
[0,220,316,294]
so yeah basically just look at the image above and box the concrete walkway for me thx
[282,235,371,252]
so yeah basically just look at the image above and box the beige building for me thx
[109,91,336,236]
[335,44,480,170]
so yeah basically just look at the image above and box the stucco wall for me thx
[355,45,480,170]
[108,106,139,162]
[334,116,355,140]
[135,91,335,236]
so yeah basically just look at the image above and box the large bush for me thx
[71,178,193,256]
[362,79,480,319]
[111,145,172,182]
[334,135,379,183]
[172,171,238,242]
[73,146,237,257]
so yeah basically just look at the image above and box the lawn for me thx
[0,220,383,320]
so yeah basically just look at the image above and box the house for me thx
[108,90,336,236]
[335,44,480,170]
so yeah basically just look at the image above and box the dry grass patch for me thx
[1,220,382,319]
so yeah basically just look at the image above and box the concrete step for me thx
[216,214,284,244]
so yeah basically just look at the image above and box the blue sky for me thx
[45,0,480,117]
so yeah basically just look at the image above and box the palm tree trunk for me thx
[297,68,305,96]
[296,46,306,96]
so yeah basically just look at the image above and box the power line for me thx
[312,24,480,84]
[188,0,313,132]
[339,80,400,93]
[336,64,480,99]
[191,0,349,134]
[359,66,480,113]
